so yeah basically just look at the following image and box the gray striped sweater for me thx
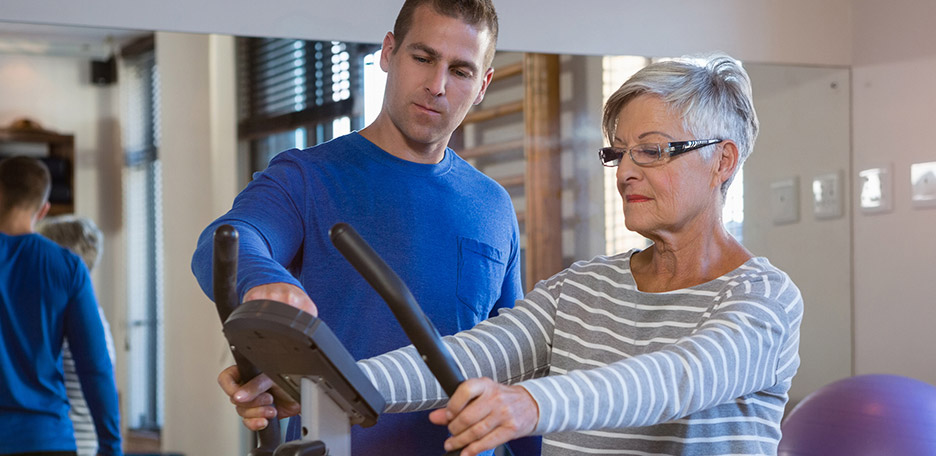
[63,306,116,456]
[359,250,803,455]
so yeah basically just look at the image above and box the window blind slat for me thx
[237,37,378,173]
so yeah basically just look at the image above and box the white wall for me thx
[0,0,852,66]
[155,31,242,455]
[743,63,853,402]
[851,0,936,385]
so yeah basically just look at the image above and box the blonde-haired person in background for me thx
[39,215,117,456]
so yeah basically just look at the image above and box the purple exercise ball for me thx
[778,374,936,456]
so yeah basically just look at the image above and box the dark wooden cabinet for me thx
[0,126,75,216]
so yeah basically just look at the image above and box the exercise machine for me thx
[213,223,468,456]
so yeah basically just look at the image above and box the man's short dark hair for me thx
[393,0,499,67]
[0,156,51,216]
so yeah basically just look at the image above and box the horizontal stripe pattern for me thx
[63,306,116,456]
[63,342,98,455]
[360,251,802,455]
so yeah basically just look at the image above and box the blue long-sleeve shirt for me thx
[191,132,524,455]
[0,232,121,456]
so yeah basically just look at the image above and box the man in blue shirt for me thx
[196,1,539,455]
[0,156,122,456]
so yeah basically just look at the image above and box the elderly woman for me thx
[38,215,117,456]
[224,54,803,456]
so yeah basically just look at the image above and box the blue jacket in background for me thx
[0,232,121,456]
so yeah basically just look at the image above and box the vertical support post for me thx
[523,53,563,288]
[301,377,351,456]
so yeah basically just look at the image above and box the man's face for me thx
[380,5,494,147]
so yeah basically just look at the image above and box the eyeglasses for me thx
[598,139,723,167]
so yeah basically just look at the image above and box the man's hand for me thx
[217,365,301,431]
[244,282,318,317]
[218,283,313,430]
[428,378,539,456]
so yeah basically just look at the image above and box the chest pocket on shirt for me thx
[456,236,507,329]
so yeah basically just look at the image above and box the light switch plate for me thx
[771,177,799,225]
[859,165,892,213]
[813,171,843,219]
[911,161,936,208]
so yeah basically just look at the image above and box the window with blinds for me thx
[121,40,164,432]
[237,38,377,173]
[602,56,652,255]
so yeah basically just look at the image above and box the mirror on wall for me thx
[0,20,853,452]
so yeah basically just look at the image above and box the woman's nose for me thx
[616,153,641,182]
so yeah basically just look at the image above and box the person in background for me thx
[226,54,803,456]
[38,215,118,456]
[0,156,121,456]
[198,0,539,454]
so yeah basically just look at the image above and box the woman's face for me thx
[613,94,724,237]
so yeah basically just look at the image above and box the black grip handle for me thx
[213,224,281,455]
[330,223,467,455]
[328,222,465,396]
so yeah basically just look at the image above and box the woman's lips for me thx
[626,194,651,203]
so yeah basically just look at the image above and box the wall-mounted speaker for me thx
[91,56,117,85]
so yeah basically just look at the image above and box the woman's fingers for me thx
[455,426,520,456]
[433,379,540,455]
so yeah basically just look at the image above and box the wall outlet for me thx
[859,165,892,213]
[771,177,799,225]
[911,161,936,208]
[812,171,843,219]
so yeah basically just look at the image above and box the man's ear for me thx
[379,32,395,73]
[34,201,51,225]
[473,67,495,105]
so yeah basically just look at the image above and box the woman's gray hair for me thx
[38,215,104,272]
[602,53,759,196]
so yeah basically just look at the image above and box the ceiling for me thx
[0,0,853,66]
[0,21,146,59]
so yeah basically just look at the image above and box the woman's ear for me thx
[714,141,740,188]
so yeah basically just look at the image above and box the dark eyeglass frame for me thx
[598,138,723,167]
